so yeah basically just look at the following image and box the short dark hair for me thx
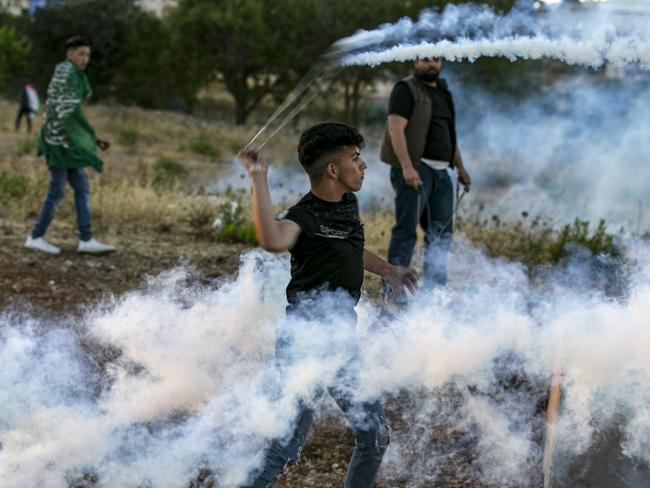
[297,123,364,179]
[65,36,90,52]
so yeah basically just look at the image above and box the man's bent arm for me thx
[388,114,423,187]
[250,172,301,252]
[239,149,301,252]
[387,114,414,171]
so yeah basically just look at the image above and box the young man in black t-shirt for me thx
[238,123,417,488]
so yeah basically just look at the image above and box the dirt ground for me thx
[5,220,642,488]
[2,217,514,488]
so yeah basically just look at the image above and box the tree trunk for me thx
[226,75,249,126]
[235,101,248,125]
[344,81,351,123]
[351,76,362,127]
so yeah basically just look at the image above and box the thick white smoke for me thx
[1,241,649,487]
[216,76,650,230]
[335,3,650,68]
[456,76,650,231]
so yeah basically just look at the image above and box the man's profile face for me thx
[67,46,91,71]
[333,145,367,192]
[414,57,442,82]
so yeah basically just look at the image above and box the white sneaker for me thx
[77,238,116,254]
[25,235,61,255]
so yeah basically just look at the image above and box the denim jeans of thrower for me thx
[387,164,454,288]
[241,323,389,488]
[32,167,92,241]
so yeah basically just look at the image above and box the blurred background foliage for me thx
[0,0,542,125]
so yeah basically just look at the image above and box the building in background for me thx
[0,0,30,15]
[2,0,179,17]
[133,0,178,17]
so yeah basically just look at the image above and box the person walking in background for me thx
[15,82,39,134]
[380,57,471,296]
[25,36,114,256]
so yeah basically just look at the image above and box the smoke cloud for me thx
[334,3,650,68]
[1,241,649,486]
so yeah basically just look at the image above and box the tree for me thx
[0,24,30,96]
[169,0,321,125]
[24,0,186,108]
[27,0,135,99]
[111,12,185,108]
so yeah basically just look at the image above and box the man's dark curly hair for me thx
[297,123,364,179]
[65,36,90,52]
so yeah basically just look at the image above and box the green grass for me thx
[117,127,139,146]
[181,138,221,159]
[0,170,29,204]
[151,156,188,191]
[460,215,621,269]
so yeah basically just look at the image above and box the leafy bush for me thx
[182,138,220,159]
[0,170,29,204]
[461,215,621,269]
[187,189,255,244]
[0,25,29,94]
[151,157,187,190]
[117,127,139,146]
[186,202,214,239]
[212,192,256,245]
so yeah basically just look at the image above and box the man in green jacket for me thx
[25,36,114,255]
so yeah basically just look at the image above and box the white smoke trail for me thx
[336,3,650,68]
[1,240,649,487]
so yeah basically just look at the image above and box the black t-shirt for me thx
[282,192,364,308]
[388,81,453,162]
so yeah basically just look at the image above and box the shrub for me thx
[151,157,187,190]
[187,189,256,244]
[460,215,621,269]
[117,127,139,146]
[181,138,220,159]
[0,170,29,204]
[186,202,214,239]
[212,193,256,245]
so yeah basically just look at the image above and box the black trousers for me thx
[15,106,32,134]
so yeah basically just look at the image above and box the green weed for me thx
[182,138,220,159]
[0,170,29,204]
[151,157,188,190]
[117,127,139,146]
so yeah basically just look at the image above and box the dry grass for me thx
[0,98,271,241]
[0,98,621,273]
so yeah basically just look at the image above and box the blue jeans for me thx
[241,324,389,488]
[32,167,92,241]
[387,164,454,288]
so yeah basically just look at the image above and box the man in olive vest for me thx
[380,57,471,294]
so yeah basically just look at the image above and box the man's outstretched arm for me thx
[239,149,301,252]
[364,249,418,296]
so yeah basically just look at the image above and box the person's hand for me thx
[238,149,268,176]
[402,165,423,188]
[96,138,111,151]
[457,166,471,191]
[384,265,419,297]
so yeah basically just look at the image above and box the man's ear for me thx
[326,162,338,180]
